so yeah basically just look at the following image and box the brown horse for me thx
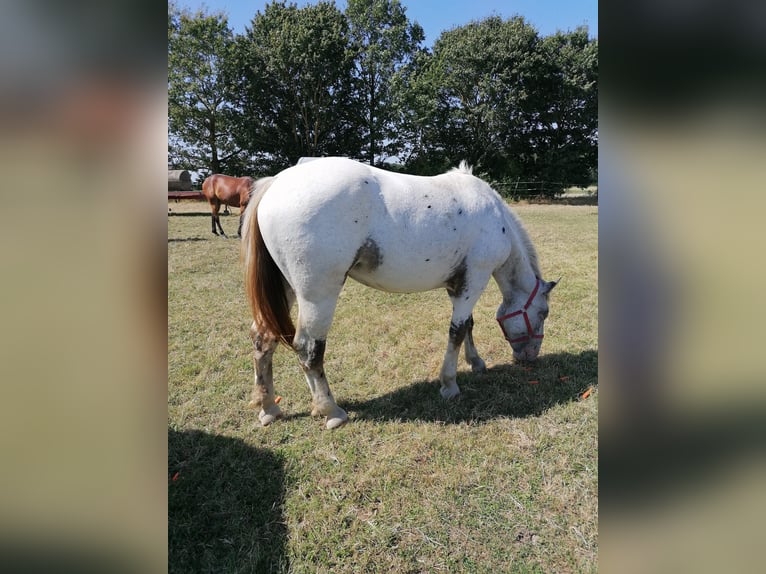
[201,174,255,237]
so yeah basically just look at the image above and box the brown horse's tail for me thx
[241,177,295,346]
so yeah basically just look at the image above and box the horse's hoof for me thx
[259,406,283,426]
[439,385,461,400]
[325,412,348,430]
[471,359,487,373]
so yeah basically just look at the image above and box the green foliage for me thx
[401,18,597,191]
[231,1,360,170]
[168,5,247,174]
[345,0,425,165]
[531,28,598,189]
[167,4,597,185]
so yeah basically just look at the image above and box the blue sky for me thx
[177,1,597,45]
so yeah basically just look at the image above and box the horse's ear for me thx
[542,277,560,294]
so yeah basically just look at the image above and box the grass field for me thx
[168,199,597,573]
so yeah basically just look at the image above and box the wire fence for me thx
[493,180,568,199]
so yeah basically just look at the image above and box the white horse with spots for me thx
[242,157,557,429]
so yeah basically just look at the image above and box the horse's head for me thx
[496,278,558,362]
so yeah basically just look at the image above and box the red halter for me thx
[497,278,544,344]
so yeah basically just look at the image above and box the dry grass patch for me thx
[169,202,597,573]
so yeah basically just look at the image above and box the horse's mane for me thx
[504,206,541,278]
[450,160,473,175]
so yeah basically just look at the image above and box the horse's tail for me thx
[242,177,295,346]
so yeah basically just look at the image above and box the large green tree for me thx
[409,16,544,181]
[345,0,424,165]
[168,4,247,175]
[232,1,359,171]
[530,28,598,187]
[401,17,597,190]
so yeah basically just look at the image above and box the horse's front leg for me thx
[248,323,282,426]
[216,212,227,237]
[463,315,487,373]
[439,316,469,399]
[440,274,490,399]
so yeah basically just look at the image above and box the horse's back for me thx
[258,158,512,294]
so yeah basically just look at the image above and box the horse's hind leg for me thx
[248,323,282,426]
[210,201,219,235]
[211,199,227,237]
[293,298,348,429]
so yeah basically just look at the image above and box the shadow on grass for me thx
[168,237,210,242]
[343,350,597,424]
[168,429,288,573]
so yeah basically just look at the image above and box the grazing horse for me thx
[242,157,557,429]
[201,174,254,237]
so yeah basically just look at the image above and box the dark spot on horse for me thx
[427,205,431,209]
[464,296,469,300]
[453,227,457,232]
[448,320,468,346]
[424,194,429,198]
[445,256,468,298]
[350,237,383,273]
[364,180,368,184]
[354,219,358,223]
[458,209,463,215]
[425,258,430,262]
[295,338,326,371]
[502,227,505,234]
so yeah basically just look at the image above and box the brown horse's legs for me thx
[211,213,218,235]
[248,323,282,426]
[237,213,244,238]
[210,199,227,236]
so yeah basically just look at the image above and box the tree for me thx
[404,16,543,180]
[168,5,247,174]
[530,28,598,188]
[232,1,360,170]
[401,17,597,192]
[345,0,424,165]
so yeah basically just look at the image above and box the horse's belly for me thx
[347,256,454,293]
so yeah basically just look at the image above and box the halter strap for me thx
[496,278,544,344]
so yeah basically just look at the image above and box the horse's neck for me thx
[494,232,539,304]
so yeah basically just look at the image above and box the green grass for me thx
[168,200,597,573]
